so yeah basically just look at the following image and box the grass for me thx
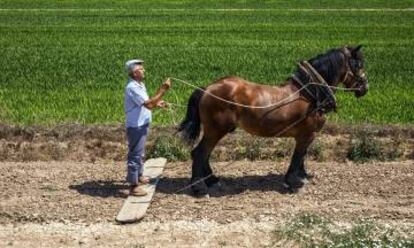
[1,0,414,9]
[273,213,414,247]
[147,135,190,161]
[0,1,413,125]
[347,127,404,162]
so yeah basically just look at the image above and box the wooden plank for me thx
[116,157,167,224]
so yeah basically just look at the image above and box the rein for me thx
[163,78,337,195]
[292,60,337,113]
[169,77,358,110]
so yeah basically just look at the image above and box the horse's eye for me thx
[350,59,360,69]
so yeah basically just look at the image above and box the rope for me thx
[166,102,187,108]
[169,77,359,110]
[151,161,239,201]
[150,173,212,203]
[149,104,323,199]
[152,77,344,196]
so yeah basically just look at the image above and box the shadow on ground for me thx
[69,180,129,198]
[157,173,294,197]
[70,173,295,198]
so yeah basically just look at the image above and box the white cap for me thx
[125,59,144,72]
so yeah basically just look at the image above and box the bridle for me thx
[340,47,367,91]
[291,47,368,113]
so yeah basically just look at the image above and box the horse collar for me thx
[292,61,337,113]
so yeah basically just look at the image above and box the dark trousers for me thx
[126,124,149,185]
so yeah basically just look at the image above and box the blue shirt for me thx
[124,78,152,128]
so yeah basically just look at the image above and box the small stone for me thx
[78,239,88,245]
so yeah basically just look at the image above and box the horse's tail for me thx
[177,88,205,144]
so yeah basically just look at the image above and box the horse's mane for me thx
[292,48,345,85]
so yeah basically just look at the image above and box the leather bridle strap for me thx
[340,47,356,84]
[291,73,317,102]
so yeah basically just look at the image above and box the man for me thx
[124,59,171,196]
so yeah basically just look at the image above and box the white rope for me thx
[166,102,187,108]
[169,77,359,109]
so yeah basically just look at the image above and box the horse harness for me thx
[291,46,365,114]
[291,61,337,114]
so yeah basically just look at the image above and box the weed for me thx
[383,135,403,161]
[232,137,273,161]
[272,139,294,160]
[347,130,382,162]
[147,135,189,161]
[244,138,262,161]
[308,140,324,161]
[347,128,405,162]
[273,214,414,248]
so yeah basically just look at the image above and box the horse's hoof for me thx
[282,182,299,194]
[285,175,305,189]
[205,175,220,187]
[191,183,209,198]
[192,188,209,198]
[197,193,210,199]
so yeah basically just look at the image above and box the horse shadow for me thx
[157,173,294,197]
[69,173,294,198]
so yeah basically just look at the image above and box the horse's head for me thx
[340,45,368,97]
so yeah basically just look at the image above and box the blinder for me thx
[341,47,368,96]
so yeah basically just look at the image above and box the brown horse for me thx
[178,45,368,196]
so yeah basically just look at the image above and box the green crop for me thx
[0,1,413,125]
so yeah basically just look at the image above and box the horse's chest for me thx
[308,112,326,131]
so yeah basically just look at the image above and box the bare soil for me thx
[0,159,413,247]
[0,124,413,247]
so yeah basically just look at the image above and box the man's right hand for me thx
[161,78,171,90]
[156,100,168,108]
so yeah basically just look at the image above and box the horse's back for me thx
[200,75,311,137]
[206,75,287,105]
[211,75,260,87]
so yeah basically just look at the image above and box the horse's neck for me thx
[311,51,346,87]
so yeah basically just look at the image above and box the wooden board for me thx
[116,157,167,224]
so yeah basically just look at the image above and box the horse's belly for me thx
[238,116,290,137]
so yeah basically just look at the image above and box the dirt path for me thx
[0,160,413,247]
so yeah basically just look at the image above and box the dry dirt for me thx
[0,159,413,247]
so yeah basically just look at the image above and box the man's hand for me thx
[161,78,171,91]
[156,100,168,108]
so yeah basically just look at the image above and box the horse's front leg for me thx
[298,159,313,182]
[204,155,220,187]
[285,133,315,189]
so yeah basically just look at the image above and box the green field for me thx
[0,1,413,125]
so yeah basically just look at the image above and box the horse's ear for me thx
[353,44,363,53]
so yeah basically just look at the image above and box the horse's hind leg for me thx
[285,133,315,189]
[190,129,227,196]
